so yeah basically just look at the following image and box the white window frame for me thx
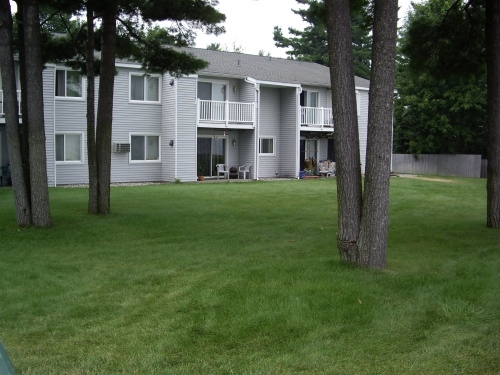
[55,132,84,164]
[129,133,161,163]
[259,137,276,156]
[55,69,85,100]
[129,73,161,103]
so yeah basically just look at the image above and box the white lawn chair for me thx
[238,164,252,179]
[216,164,229,179]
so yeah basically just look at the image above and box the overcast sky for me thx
[9,0,417,59]
[195,0,418,58]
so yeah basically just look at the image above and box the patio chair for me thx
[216,164,229,180]
[318,161,332,177]
[238,164,252,180]
[328,161,336,176]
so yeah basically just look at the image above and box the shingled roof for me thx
[180,47,370,89]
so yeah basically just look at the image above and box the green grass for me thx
[0,177,499,374]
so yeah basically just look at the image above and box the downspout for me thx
[174,78,178,180]
[296,87,302,178]
[245,77,259,180]
[53,68,57,186]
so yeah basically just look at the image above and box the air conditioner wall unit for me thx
[112,143,131,153]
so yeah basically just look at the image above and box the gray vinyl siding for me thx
[357,89,369,173]
[226,129,238,169]
[111,67,163,183]
[43,67,56,186]
[53,83,88,185]
[238,129,256,178]
[176,76,197,182]
[279,88,298,178]
[258,87,280,178]
[240,81,256,104]
[162,74,176,181]
[239,81,257,177]
[227,78,240,102]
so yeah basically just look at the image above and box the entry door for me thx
[197,137,226,177]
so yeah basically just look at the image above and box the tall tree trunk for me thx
[357,0,398,269]
[86,0,98,214]
[95,0,117,214]
[326,0,398,269]
[15,0,31,196]
[0,0,31,226]
[486,0,500,228]
[23,0,51,227]
[325,0,362,263]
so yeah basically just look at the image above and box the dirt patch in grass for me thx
[396,174,456,183]
[414,176,456,183]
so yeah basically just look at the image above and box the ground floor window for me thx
[56,133,83,162]
[259,137,275,155]
[130,134,160,162]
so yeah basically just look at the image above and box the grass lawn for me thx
[0,177,499,374]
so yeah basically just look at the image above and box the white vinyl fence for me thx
[392,154,482,178]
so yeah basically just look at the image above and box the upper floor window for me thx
[197,81,226,101]
[300,90,318,108]
[56,133,83,162]
[56,70,83,98]
[130,74,160,102]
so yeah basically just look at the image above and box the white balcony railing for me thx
[0,90,22,117]
[197,99,255,126]
[301,106,333,128]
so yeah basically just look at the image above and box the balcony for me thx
[0,90,22,117]
[300,106,333,130]
[197,99,256,129]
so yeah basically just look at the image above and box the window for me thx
[130,74,160,102]
[130,135,160,161]
[56,70,82,98]
[300,90,319,107]
[56,133,83,162]
[197,81,226,101]
[259,138,275,155]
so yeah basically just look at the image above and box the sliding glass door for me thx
[300,139,318,172]
[197,137,226,177]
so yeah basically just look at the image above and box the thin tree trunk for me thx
[86,0,98,214]
[357,0,399,269]
[486,0,500,228]
[325,0,362,263]
[23,0,51,227]
[95,1,117,214]
[0,0,31,226]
